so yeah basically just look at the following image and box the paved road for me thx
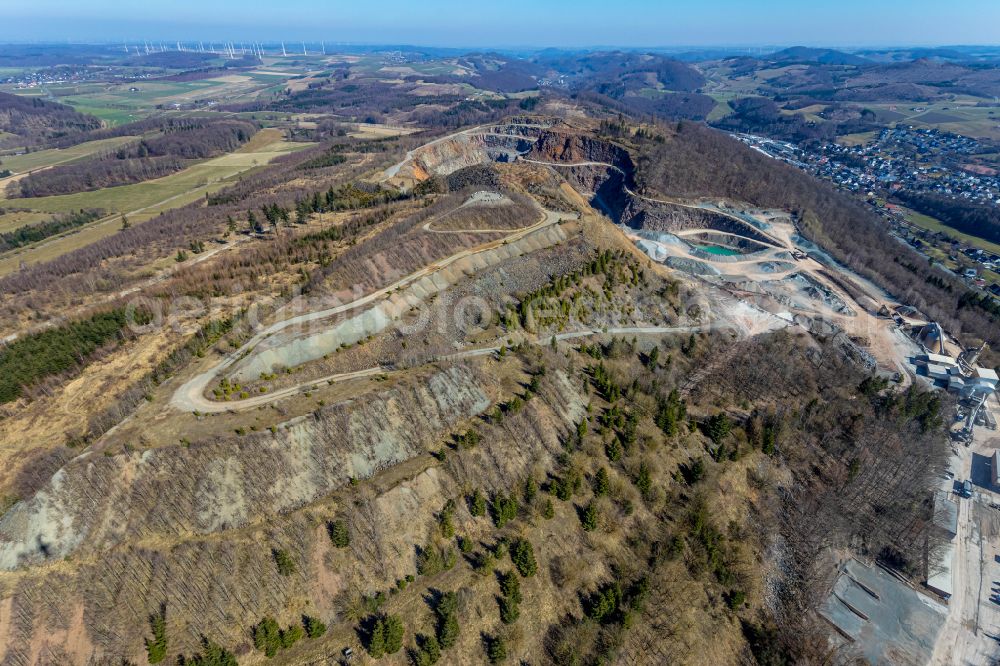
[930,396,1000,665]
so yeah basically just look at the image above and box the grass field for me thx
[837,131,877,146]
[0,130,307,215]
[868,102,1000,140]
[0,210,54,234]
[51,75,290,125]
[0,130,312,275]
[901,205,1000,256]
[0,135,140,174]
[707,99,734,122]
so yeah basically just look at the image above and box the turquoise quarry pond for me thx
[694,244,741,256]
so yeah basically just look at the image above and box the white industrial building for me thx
[917,349,997,400]
[927,541,955,600]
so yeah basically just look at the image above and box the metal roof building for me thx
[932,490,959,539]
[927,541,955,600]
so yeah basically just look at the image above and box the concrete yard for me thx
[930,395,1000,665]
[821,558,947,665]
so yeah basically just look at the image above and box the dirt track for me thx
[170,207,570,413]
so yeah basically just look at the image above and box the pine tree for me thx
[414,634,441,665]
[382,615,404,654]
[510,538,537,577]
[367,617,386,658]
[542,498,555,519]
[581,502,599,532]
[303,615,326,639]
[144,606,168,664]
[593,467,611,497]
[436,592,460,649]
[470,488,487,517]
[253,617,282,657]
[486,635,507,664]
[272,548,296,576]
[635,461,652,499]
[328,519,350,548]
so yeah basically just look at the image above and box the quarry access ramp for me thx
[172,325,718,414]
[170,207,572,413]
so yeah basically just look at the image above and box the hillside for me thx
[0,91,102,149]
[0,114,968,665]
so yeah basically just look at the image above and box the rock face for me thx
[229,222,568,381]
[388,127,542,187]
[0,365,490,570]
[529,130,635,175]
[0,363,587,663]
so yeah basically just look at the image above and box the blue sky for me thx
[1,0,998,47]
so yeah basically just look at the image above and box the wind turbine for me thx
[281,41,287,57]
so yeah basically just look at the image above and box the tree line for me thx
[9,119,258,197]
[0,208,102,251]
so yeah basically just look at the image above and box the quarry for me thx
[0,116,994,665]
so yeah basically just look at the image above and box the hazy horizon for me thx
[2,0,998,48]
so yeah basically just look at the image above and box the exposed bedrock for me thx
[528,130,635,176]
[229,223,568,381]
[559,162,779,246]
[0,365,491,570]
